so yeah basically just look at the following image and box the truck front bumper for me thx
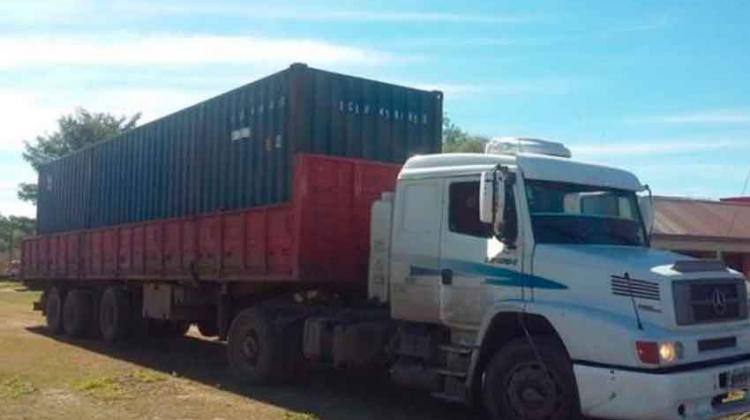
[575,359,750,419]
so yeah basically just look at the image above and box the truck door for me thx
[439,177,523,329]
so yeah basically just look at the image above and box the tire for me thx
[44,287,64,334]
[227,308,285,384]
[99,287,132,345]
[62,289,93,337]
[197,320,219,338]
[482,337,579,420]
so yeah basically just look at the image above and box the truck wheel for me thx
[227,308,284,384]
[62,290,93,337]
[99,287,132,344]
[197,320,219,338]
[44,287,64,334]
[482,337,579,420]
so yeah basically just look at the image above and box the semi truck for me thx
[21,65,750,420]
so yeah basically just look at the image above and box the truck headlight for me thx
[659,342,678,363]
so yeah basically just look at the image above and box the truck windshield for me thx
[525,180,646,246]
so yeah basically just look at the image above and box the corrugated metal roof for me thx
[654,196,750,241]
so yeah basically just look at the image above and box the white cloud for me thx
[0,197,35,218]
[570,140,742,158]
[627,110,750,125]
[0,34,393,69]
[407,78,573,98]
[113,2,539,24]
[0,1,539,25]
[0,87,214,152]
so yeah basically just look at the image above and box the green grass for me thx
[0,374,37,399]
[73,370,167,400]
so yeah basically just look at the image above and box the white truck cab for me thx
[370,138,750,419]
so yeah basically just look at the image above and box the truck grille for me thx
[673,279,748,325]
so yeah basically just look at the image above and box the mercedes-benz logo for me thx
[712,289,728,315]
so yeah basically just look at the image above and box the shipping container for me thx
[36,63,443,234]
[24,154,401,287]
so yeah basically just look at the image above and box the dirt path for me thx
[0,282,469,420]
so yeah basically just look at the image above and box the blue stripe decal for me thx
[409,257,568,290]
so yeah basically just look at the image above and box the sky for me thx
[1,0,750,218]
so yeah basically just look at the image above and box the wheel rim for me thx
[503,361,562,420]
[240,331,259,366]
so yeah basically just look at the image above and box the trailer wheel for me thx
[227,308,284,384]
[44,287,64,334]
[99,287,132,345]
[62,290,93,337]
[482,337,579,420]
[197,320,219,338]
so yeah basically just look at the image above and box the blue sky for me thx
[1,0,750,217]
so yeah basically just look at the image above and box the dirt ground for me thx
[0,281,472,420]
[0,280,746,420]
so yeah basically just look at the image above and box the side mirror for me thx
[479,169,505,231]
[638,186,654,239]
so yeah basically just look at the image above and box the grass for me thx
[0,374,36,399]
[73,370,166,400]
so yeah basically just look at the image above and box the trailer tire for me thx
[197,320,219,338]
[482,336,579,420]
[99,287,132,345]
[44,287,64,335]
[62,290,93,337]
[227,308,284,385]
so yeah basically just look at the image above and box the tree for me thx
[19,108,141,204]
[0,215,35,268]
[442,115,489,153]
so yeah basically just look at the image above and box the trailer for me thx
[22,67,750,420]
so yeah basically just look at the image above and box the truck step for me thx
[435,368,467,378]
[439,344,474,355]
[431,392,467,404]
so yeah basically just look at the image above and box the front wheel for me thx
[482,337,579,420]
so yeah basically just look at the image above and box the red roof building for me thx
[653,196,750,278]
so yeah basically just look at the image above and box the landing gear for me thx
[482,337,579,420]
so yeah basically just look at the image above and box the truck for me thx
[21,66,750,420]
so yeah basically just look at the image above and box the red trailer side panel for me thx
[22,154,401,291]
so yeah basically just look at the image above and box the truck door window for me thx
[449,182,491,238]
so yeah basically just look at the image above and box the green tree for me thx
[19,108,140,204]
[0,215,35,268]
[442,115,489,153]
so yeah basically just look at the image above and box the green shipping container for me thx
[36,64,444,234]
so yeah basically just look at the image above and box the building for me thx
[652,196,750,278]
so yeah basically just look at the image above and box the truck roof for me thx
[400,152,643,191]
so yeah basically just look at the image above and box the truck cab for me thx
[372,138,750,419]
